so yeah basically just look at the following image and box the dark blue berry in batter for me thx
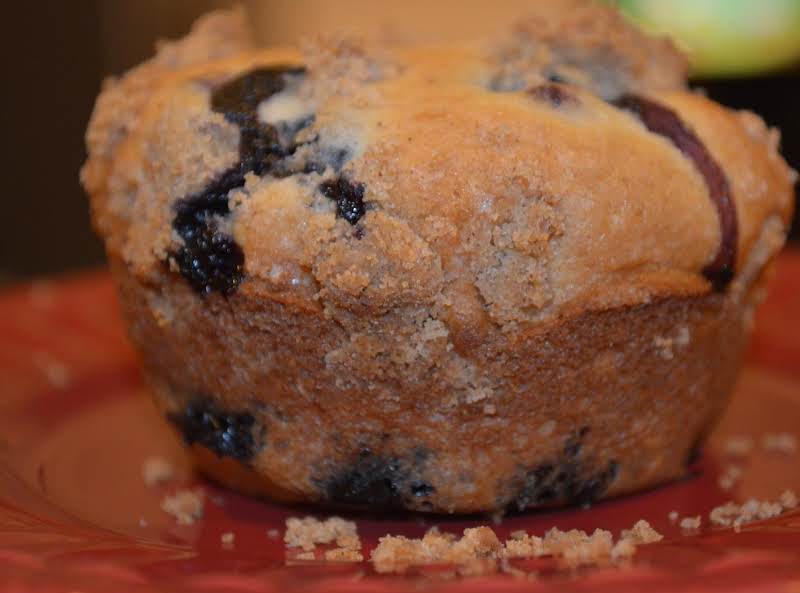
[612,94,737,291]
[169,66,309,295]
[319,177,367,225]
[168,399,258,462]
[170,167,247,296]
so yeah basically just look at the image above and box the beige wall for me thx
[246,0,546,45]
[96,0,547,74]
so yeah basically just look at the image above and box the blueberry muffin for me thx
[82,3,795,513]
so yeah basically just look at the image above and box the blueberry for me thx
[546,72,569,84]
[171,223,244,296]
[322,455,405,507]
[316,448,434,509]
[212,66,309,178]
[168,398,258,462]
[507,428,618,512]
[410,481,436,498]
[319,177,366,225]
[528,84,575,107]
[510,460,618,512]
[612,94,737,291]
[211,66,305,124]
[168,66,310,295]
[169,166,247,296]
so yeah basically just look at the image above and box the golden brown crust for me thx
[84,3,795,513]
[112,254,757,512]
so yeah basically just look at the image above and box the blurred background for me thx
[2,0,798,283]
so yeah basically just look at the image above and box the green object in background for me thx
[616,0,800,77]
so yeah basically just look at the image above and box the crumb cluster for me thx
[160,489,204,525]
[723,435,754,457]
[221,531,236,546]
[762,433,798,455]
[718,432,798,491]
[709,490,798,531]
[284,516,363,561]
[668,511,679,523]
[142,456,175,487]
[724,432,798,457]
[371,520,662,574]
[679,516,702,532]
[718,464,743,491]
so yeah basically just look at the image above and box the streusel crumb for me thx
[284,516,361,553]
[724,435,754,457]
[710,491,797,529]
[371,520,662,573]
[142,456,175,487]
[160,489,204,525]
[762,433,798,454]
[679,516,701,531]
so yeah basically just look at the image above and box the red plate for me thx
[1,253,800,593]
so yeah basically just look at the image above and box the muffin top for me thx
[82,2,795,332]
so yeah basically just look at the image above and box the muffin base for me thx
[112,257,760,514]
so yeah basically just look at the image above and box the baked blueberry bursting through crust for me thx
[319,177,367,225]
[316,447,436,509]
[612,95,738,290]
[168,398,258,462]
[168,66,309,296]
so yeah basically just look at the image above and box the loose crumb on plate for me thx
[284,516,361,554]
[502,530,544,559]
[267,528,280,540]
[371,520,662,574]
[372,527,501,574]
[780,489,798,509]
[324,547,365,562]
[709,491,797,529]
[221,531,235,546]
[142,456,175,487]
[762,433,798,455]
[679,516,701,531]
[33,354,72,389]
[160,489,204,525]
[718,464,743,491]
[724,435,754,457]
[620,519,664,545]
[668,511,679,523]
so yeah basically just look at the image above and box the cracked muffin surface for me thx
[83,3,795,513]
